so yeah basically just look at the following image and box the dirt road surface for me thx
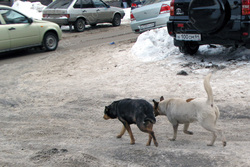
[0,25,249,167]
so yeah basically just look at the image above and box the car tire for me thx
[74,18,85,32]
[112,14,121,26]
[43,32,58,51]
[179,41,199,55]
[189,0,228,33]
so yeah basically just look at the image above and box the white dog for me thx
[153,73,226,147]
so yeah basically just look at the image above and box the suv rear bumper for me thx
[167,20,250,48]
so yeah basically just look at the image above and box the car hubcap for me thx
[115,17,120,25]
[78,21,84,30]
[46,35,56,49]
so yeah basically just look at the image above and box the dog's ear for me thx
[152,99,159,107]
[152,99,160,116]
[160,96,164,101]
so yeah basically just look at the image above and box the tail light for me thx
[170,0,175,16]
[242,0,250,15]
[131,3,138,8]
[130,12,135,21]
[159,4,170,14]
[63,14,70,18]
[43,14,48,18]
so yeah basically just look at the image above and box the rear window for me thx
[143,0,167,6]
[47,0,74,9]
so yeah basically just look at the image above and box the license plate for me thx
[139,23,155,30]
[176,34,201,41]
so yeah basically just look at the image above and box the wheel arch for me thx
[112,12,121,19]
[75,16,88,24]
[42,29,59,45]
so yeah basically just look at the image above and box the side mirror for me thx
[28,18,33,24]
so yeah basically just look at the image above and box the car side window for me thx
[92,0,107,8]
[0,9,28,24]
[74,0,94,8]
[47,0,74,9]
[82,0,94,8]
[73,0,82,8]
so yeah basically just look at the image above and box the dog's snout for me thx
[103,114,110,120]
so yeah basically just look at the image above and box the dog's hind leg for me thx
[216,128,227,147]
[183,123,193,135]
[200,119,226,146]
[117,125,126,138]
[123,122,135,145]
[137,121,158,147]
[207,130,217,146]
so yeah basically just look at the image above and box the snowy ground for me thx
[0,1,249,166]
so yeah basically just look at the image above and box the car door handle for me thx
[8,27,16,31]
[96,9,100,12]
[82,10,87,13]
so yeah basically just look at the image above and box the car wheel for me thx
[43,32,58,51]
[74,18,85,32]
[112,14,121,26]
[179,41,199,55]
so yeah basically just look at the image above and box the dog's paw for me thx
[154,142,159,147]
[207,144,214,146]
[116,135,122,138]
[130,141,135,145]
[184,131,193,135]
[169,138,176,141]
[223,141,227,147]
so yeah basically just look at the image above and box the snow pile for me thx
[131,27,250,62]
[121,8,131,24]
[131,27,178,62]
[12,0,45,20]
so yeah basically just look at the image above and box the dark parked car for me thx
[167,0,250,55]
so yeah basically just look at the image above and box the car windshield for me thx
[143,0,167,6]
[47,0,74,9]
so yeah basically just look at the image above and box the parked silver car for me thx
[130,0,170,33]
[42,0,125,32]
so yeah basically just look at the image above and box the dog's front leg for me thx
[123,122,135,145]
[117,125,126,138]
[170,124,179,141]
[146,135,152,146]
[183,123,193,135]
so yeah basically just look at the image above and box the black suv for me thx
[167,0,250,55]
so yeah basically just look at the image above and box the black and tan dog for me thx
[104,99,158,147]
[153,74,226,147]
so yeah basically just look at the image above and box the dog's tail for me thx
[144,117,156,124]
[204,73,214,107]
